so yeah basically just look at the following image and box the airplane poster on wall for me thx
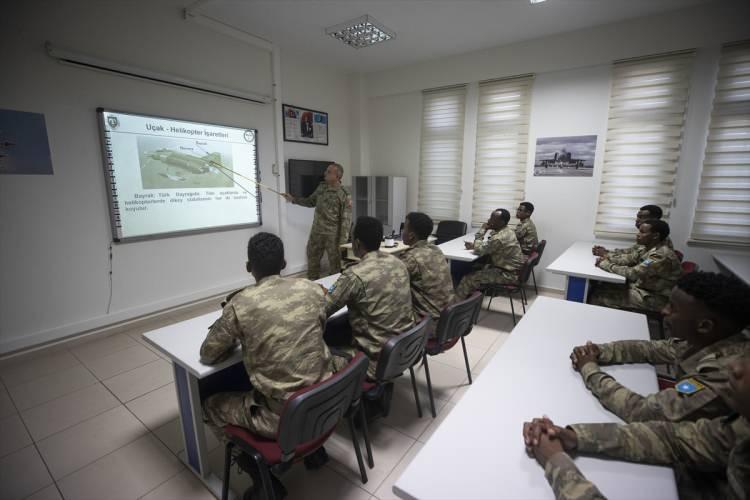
[533,135,597,177]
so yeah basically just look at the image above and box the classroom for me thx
[1,1,749,499]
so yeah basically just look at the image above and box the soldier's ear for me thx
[281,259,287,271]
[246,261,252,273]
[697,318,714,336]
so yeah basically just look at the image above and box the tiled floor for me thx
[0,289,562,500]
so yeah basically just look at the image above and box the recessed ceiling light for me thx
[325,15,395,49]
[530,0,547,4]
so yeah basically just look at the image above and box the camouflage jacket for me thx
[293,182,352,243]
[607,237,674,262]
[515,218,539,255]
[200,275,337,407]
[580,333,750,422]
[473,226,525,273]
[598,242,681,299]
[400,239,456,322]
[545,414,750,500]
[326,251,415,378]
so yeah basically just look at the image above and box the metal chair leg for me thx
[422,354,437,418]
[347,413,368,484]
[358,404,374,468]
[532,268,538,295]
[221,442,234,500]
[521,290,527,313]
[409,366,423,418]
[460,336,472,384]
[486,291,494,311]
[255,454,276,500]
[509,294,516,325]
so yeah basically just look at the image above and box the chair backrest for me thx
[375,317,431,381]
[681,261,699,275]
[277,353,368,459]
[434,292,483,346]
[518,252,540,284]
[435,220,468,245]
[535,240,547,259]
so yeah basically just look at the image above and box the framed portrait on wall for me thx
[282,104,329,146]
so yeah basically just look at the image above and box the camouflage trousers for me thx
[588,282,668,312]
[307,232,342,280]
[455,267,518,299]
[202,390,280,441]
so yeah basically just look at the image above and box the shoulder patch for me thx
[675,377,706,395]
[642,258,654,266]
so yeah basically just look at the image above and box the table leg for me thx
[174,364,211,476]
[565,276,588,302]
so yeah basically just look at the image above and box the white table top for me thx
[546,241,626,284]
[437,235,481,262]
[713,253,750,286]
[394,296,677,500]
[143,273,345,379]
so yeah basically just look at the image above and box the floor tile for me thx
[83,344,159,380]
[0,350,81,388]
[409,358,468,403]
[281,463,371,500]
[0,413,32,458]
[463,325,503,350]
[153,418,185,455]
[37,405,147,480]
[25,484,63,500]
[0,383,17,419]
[207,444,254,495]
[417,401,456,443]
[70,333,138,364]
[140,469,213,500]
[379,381,450,441]
[57,434,183,500]
[0,445,53,500]
[8,364,97,411]
[327,422,415,494]
[374,441,424,500]
[21,383,120,441]
[425,341,485,373]
[126,383,178,430]
[103,359,173,403]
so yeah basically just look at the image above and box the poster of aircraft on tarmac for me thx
[533,135,597,177]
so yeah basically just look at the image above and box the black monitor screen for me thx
[286,159,331,198]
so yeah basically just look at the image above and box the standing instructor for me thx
[283,163,352,280]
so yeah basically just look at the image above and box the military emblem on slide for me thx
[107,115,120,129]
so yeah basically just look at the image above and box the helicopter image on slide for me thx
[148,148,221,174]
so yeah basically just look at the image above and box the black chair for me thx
[423,292,483,415]
[434,220,468,245]
[221,353,369,499]
[531,239,546,296]
[482,252,540,325]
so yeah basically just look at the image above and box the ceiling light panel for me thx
[326,15,395,49]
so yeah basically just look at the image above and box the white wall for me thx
[0,0,353,353]
[364,2,750,291]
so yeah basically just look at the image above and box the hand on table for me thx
[592,246,608,257]
[282,193,294,202]
[594,256,605,268]
[523,416,578,467]
[570,341,600,371]
[464,241,475,250]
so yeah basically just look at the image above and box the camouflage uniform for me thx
[579,333,750,423]
[293,182,352,280]
[544,414,750,500]
[455,226,525,299]
[400,239,456,332]
[589,242,681,311]
[605,236,673,260]
[200,275,338,439]
[326,251,415,379]
[515,218,539,255]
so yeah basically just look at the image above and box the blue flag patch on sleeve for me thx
[676,377,705,395]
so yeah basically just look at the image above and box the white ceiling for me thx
[197,0,715,74]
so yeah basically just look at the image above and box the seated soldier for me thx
[592,204,673,259]
[515,201,539,255]
[455,208,525,299]
[572,271,750,423]
[200,232,340,440]
[523,353,750,500]
[400,212,456,335]
[589,219,680,312]
[324,216,416,379]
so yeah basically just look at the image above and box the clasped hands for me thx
[522,416,578,467]
[570,341,600,371]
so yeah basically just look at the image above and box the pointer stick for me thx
[195,144,284,196]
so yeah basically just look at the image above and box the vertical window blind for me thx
[595,51,695,237]
[418,85,466,221]
[690,41,750,246]
[471,76,533,225]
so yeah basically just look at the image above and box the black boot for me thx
[303,446,329,470]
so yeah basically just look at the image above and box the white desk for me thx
[142,273,345,494]
[393,297,677,500]
[713,253,750,286]
[547,241,626,302]
[437,235,480,262]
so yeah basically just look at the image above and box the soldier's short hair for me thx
[353,216,383,252]
[330,163,344,179]
[247,232,284,275]
[494,208,511,224]
[405,212,433,240]
[642,219,669,241]
[677,272,750,327]
[519,201,535,214]
[640,204,663,219]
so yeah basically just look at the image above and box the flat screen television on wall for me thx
[286,159,331,198]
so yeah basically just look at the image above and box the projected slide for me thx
[98,109,261,242]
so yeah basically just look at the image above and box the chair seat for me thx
[362,380,377,392]
[426,336,459,354]
[224,424,333,465]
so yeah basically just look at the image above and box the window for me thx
[595,51,695,237]
[690,41,750,246]
[471,76,533,225]
[418,85,466,221]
